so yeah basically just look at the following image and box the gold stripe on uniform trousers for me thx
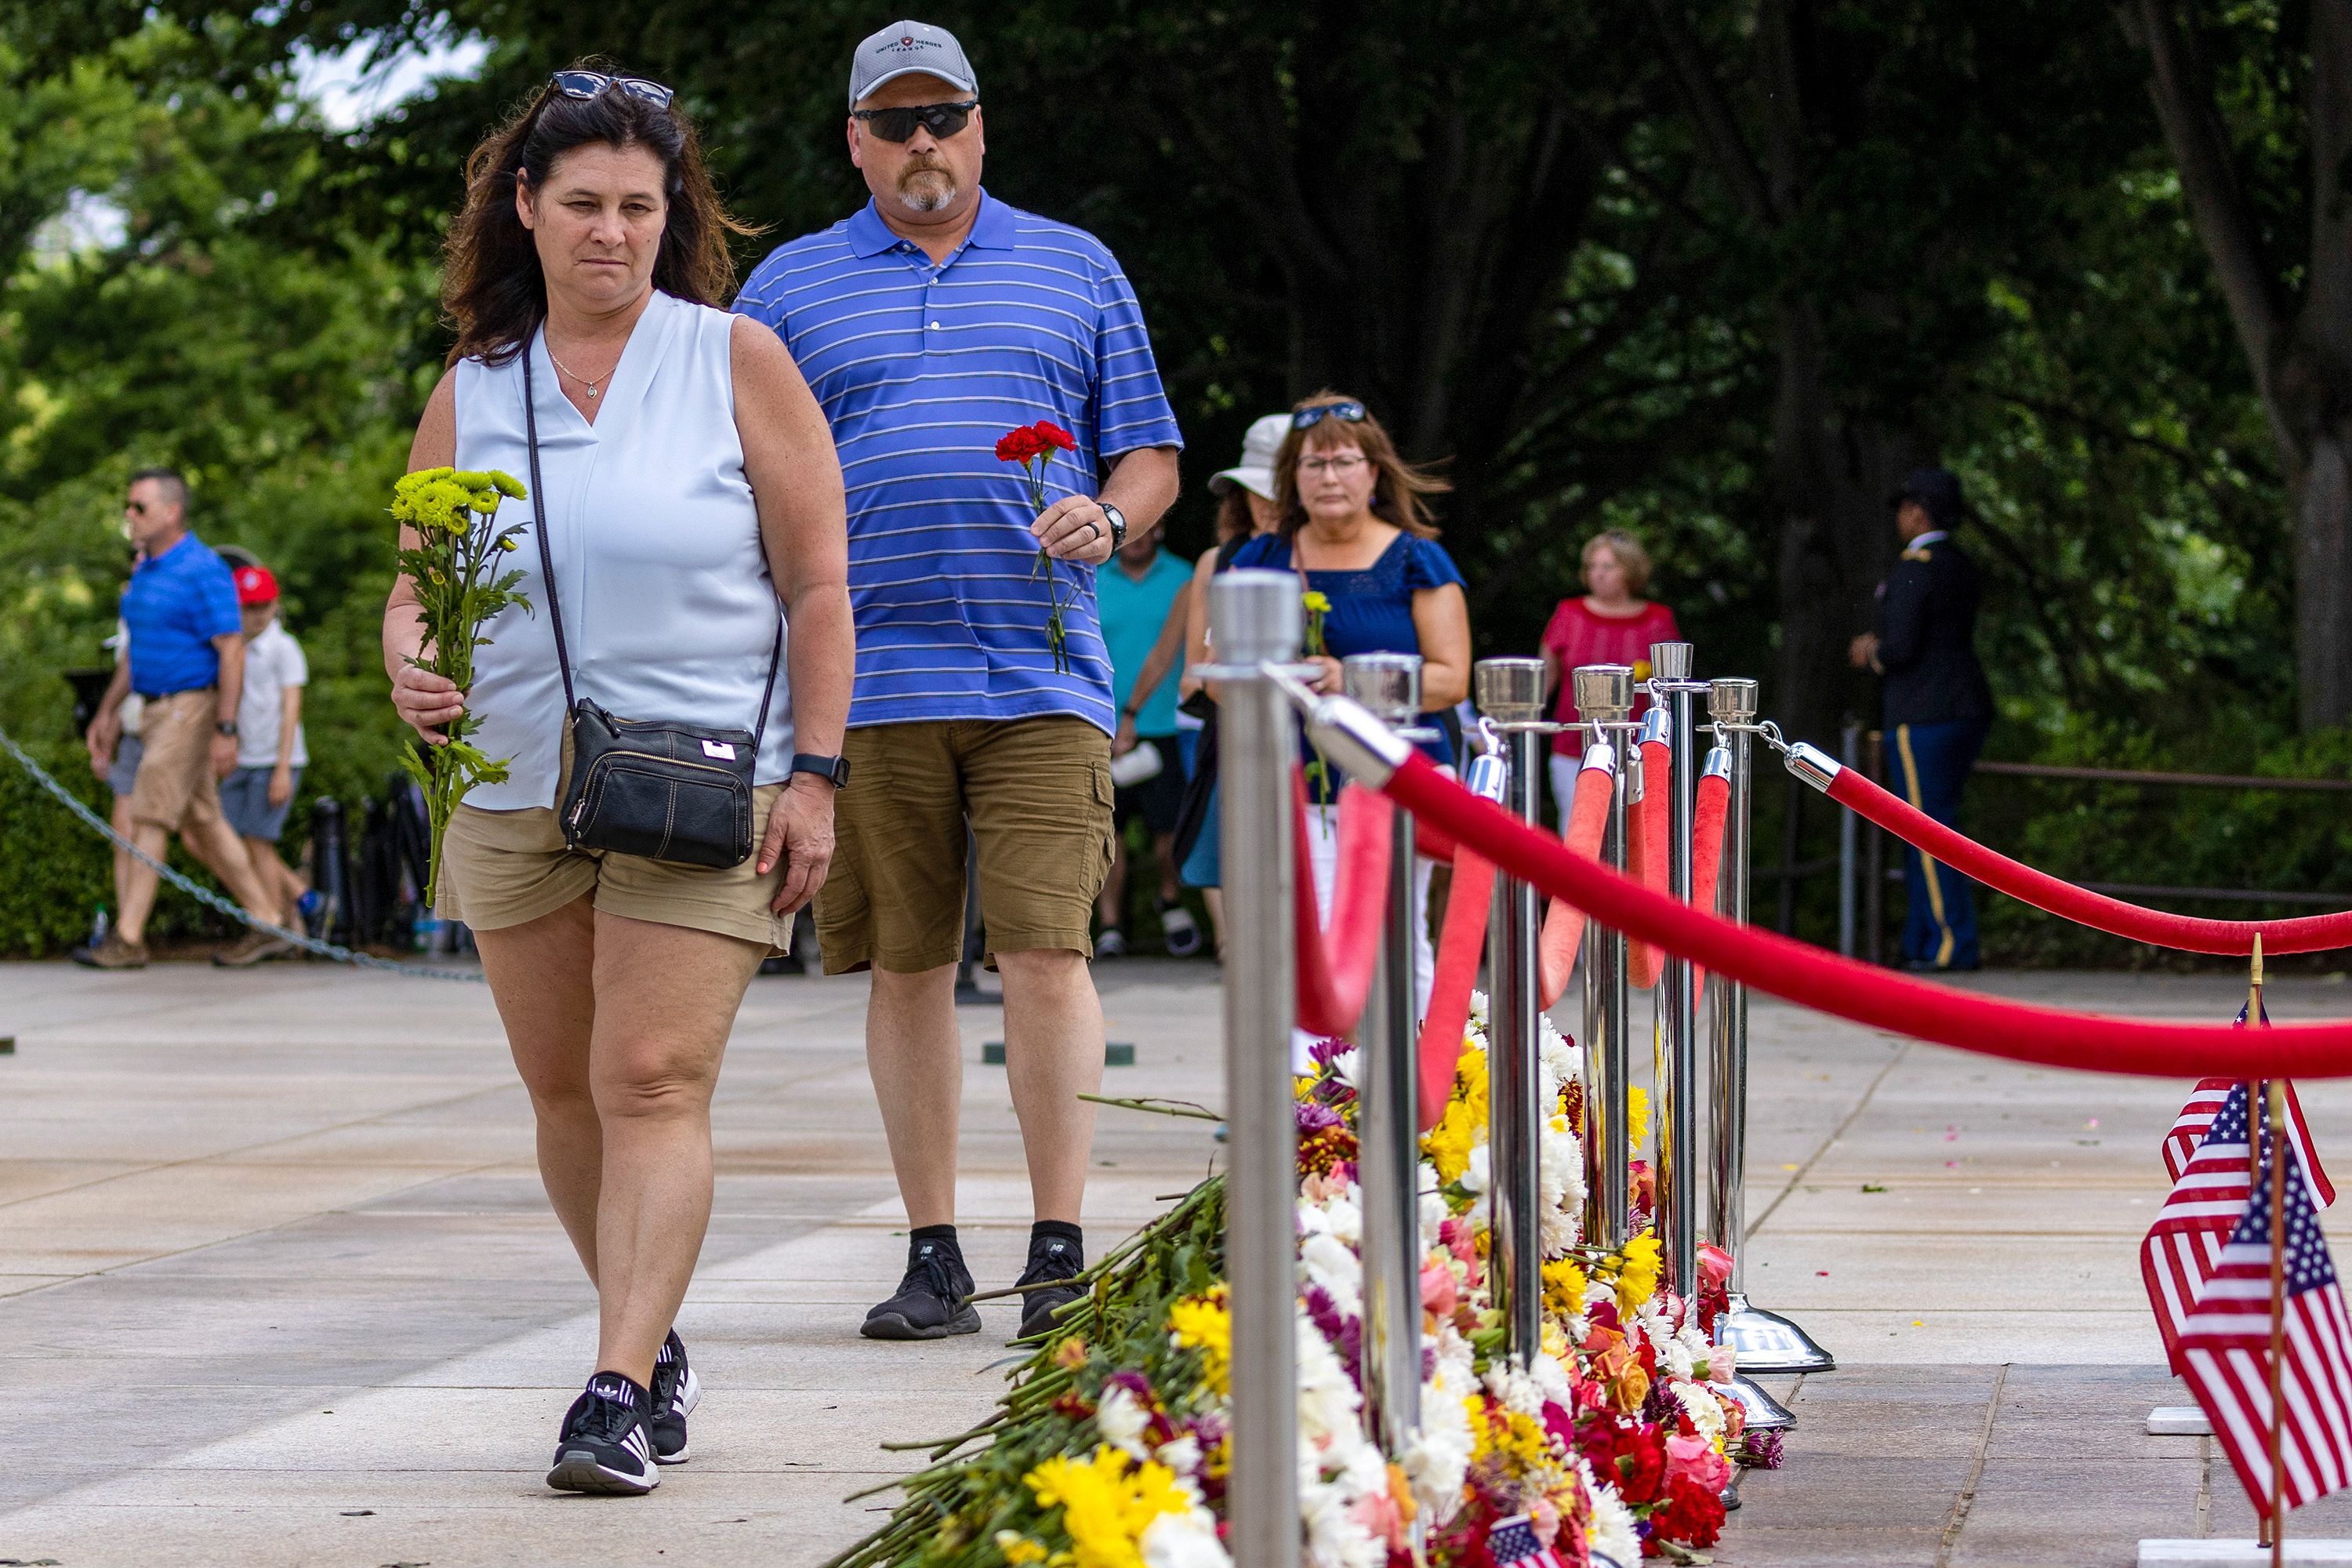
[1895,723,1957,968]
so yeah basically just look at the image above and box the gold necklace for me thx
[546,344,622,401]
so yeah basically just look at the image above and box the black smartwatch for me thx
[1099,502,1128,551]
[790,752,850,789]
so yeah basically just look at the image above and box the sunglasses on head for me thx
[550,71,675,109]
[1293,401,1367,430]
[851,100,978,143]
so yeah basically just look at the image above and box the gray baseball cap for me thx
[848,21,978,110]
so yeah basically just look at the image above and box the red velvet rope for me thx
[1824,764,2352,956]
[1292,771,1396,1038]
[1417,848,1497,1131]
[1381,750,2352,1077]
[1627,737,1670,987]
[1690,770,1730,999]
[1536,762,1616,1008]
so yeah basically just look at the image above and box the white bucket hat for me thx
[1208,412,1292,500]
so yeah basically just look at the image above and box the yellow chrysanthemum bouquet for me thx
[391,466,531,906]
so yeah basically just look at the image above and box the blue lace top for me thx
[1230,530,1468,765]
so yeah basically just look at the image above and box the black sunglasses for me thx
[851,100,978,143]
[1293,401,1367,430]
[550,71,675,109]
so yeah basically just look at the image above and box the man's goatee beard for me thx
[900,171,957,212]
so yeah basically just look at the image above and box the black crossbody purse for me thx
[523,348,783,869]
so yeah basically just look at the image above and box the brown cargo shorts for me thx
[818,715,1113,974]
[434,739,795,953]
[128,688,227,834]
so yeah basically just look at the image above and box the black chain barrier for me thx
[0,725,485,984]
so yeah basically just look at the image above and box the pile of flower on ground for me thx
[829,1000,1774,1568]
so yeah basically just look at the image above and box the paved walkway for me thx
[1,959,2347,1565]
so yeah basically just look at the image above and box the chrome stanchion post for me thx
[1208,570,1302,1568]
[1573,664,1635,1250]
[1838,720,1861,956]
[1342,653,1426,1459]
[1710,720,1837,1389]
[1650,642,1704,1301]
[1473,655,1546,1365]
[1705,679,1802,1431]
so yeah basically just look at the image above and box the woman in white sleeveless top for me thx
[382,70,851,1496]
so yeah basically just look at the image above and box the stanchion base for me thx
[1719,1300,1836,1373]
[2146,1405,2212,1436]
[1721,1373,1796,1431]
[2139,1541,2352,1565]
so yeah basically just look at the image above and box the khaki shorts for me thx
[819,715,1113,974]
[434,759,795,953]
[128,689,226,834]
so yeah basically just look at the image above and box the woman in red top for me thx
[1540,528,1680,824]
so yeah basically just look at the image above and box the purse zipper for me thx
[572,749,746,829]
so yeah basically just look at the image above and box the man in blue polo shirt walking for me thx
[737,20,1181,1344]
[81,468,284,969]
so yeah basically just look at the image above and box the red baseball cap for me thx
[234,564,279,605]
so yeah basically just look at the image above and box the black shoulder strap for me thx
[523,335,784,744]
[522,343,577,717]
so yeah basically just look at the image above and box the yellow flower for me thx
[1022,1446,1194,1568]
[1612,1232,1663,1315]
[1542,1257,1590,1317]
[1167,1285,1231,1395]
[1301,590,1332,615]
[1468,1399,1555,1472]
[1627,1083,1649,1152]
[1420,1045,1489,1186]
[995,1532,1050,1565]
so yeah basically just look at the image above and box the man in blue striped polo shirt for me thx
[736,20,1181,1345]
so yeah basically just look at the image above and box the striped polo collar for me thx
[845,188,1016,258]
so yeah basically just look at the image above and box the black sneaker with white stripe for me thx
[649,1330,699,1465]
[546,1372,659,1495]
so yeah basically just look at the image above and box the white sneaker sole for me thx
[546,1447,659,1495]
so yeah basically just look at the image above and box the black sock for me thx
[1030,1220,1084,1262]
[909,1223,960,1252]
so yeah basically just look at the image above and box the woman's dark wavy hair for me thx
[442,64,758,366]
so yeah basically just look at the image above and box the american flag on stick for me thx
[2180,1137,2352,1515]
[2159,1003,2332,1206]
[1486,1514,1570,1568]
[2144,1083,2256,1374]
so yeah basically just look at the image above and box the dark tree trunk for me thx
[2122,0,2352,728]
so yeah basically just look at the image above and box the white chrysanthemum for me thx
[1155,1433,1204,1477]
[1524,1341,1577,1409]
[1538,1011,1577,1086]
[1463,1142,1490,1195]
[1582,1459,1642,1568]
[1468,989,1490,1030]
[1329,1047,1362,1089]
[1301,1229,1364,1321]
[1296,1310,1365,1453]
[1538,1118,1587,1255]
[1671,1377,1726,1446]
[1418,1189,1450,1251]
[1404,1381,1476,1524]
[1097,1381,1151,1461]
[1142,1504,1232,1568]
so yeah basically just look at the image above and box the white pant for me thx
[1294,800,1437,1069]
[1549,753,1579,833]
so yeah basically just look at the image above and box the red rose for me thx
[1033,419,1078,452]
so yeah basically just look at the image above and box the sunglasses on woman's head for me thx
[550,71,675,109]
[1293,401,1367,430]
[851,100,978,143]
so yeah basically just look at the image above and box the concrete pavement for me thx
[2,958,2349,1565]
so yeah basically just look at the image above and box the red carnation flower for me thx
[1646,1472,1727,1552]
[1034,419,1077,452]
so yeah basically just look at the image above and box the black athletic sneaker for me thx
[862,1234,980,1340]
[1015,1232,1087,1341]
[649,1330,699,1465]
[546,1372,659,1495]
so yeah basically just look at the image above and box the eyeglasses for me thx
[851,100,979,143]
[124,500,151,515]
[550,71,676,110]
[1298,453,1370,477]
[1292,401,1367,430]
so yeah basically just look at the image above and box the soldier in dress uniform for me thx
[1849,466,1994,971]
